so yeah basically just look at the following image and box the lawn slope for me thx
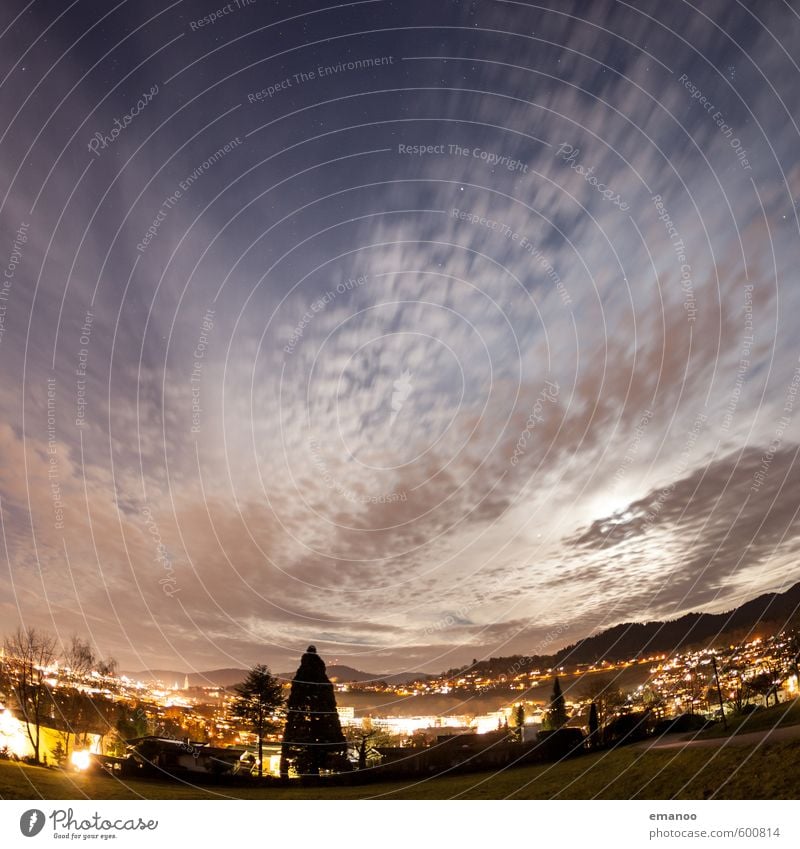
[1,738,797,800]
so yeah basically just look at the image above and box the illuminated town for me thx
[1,628,797,780]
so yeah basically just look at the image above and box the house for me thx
[0,706,103,763]
[375,729,520,777]
[124,736,252,776]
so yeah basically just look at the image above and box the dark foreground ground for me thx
[2,735,798,800]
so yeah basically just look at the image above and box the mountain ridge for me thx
[555,581,800,665]
[460,581,800,678]
[125,582,800,686]
[123,664,427,688]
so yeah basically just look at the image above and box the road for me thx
[638,722,800,750]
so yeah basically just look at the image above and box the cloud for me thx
[2,0,799,673]
[563,443,800,617]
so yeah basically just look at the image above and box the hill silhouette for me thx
[124,665,427,689]
[125,584,800,687]
[557,581,800,664]
[458,581,800,680]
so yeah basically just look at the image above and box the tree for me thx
[749,662,784,708]
[3,627,57,763]
[0,653,10,696]
[581,677,624,745]
[726,674,752,715]
[588,702,599,748]
[408,729,429,748]
[56,636,96,757]
[786,632,800,691]
[542,676,569,730]
[345,718,393,769]
[604,710,653,745]
[748,672,773,707]
[97,657,118,678]
[280,645,347,777]
[110,703,150,756]
[85,693,120,754]
[513,704,525,742]
[50,741,67,766]
[765,660,786,706]
[685,666,708,714]
[231,664,284,777]
[62,635,95,677]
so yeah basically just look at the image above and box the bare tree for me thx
[96,656,118,678]
[345,718,393,769]
[724,666,753,715]
[0,651,11,696]
[748,672,774,707]
[56,636,97,757]
[767,659,788,706]
[749,660,785,708]
[686,666,708,715]
[4,627,57,763]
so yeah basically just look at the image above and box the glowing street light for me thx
[70,750,91,771]
[0,709,29,758]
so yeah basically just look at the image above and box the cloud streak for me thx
[0,0,799,673]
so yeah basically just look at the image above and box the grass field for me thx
[697,698,800,738]
[2,737,798,800]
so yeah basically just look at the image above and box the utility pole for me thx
[711,655,727,730]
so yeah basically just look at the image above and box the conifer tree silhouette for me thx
[280,645,347,777]
[543,675,569,729]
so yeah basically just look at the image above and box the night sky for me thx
[1,0,799,675]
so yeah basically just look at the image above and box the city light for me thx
[70,750,91,770]
[0,709,29,758]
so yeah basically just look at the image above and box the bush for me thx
[50,742,67,766]
[653,713,713,736]
[604,712,653,745]
[535,728,585,760]
[733,703,760,716]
